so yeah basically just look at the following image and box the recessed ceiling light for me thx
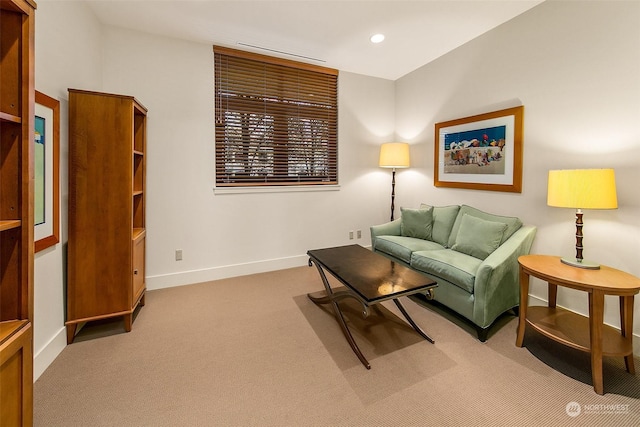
[370,34,385,44]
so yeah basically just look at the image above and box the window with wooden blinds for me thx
[214,46,338,187]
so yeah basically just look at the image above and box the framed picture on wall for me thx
[434,106,524,193]
[34,91,60,252]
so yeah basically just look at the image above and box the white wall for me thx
[33,0,103,379]
[395,1,640,338]
[99,26,396,289]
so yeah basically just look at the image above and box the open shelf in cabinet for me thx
[1,120,22,225]
[133,106,145,153]
[133,193,145,229]
[0,221,23,322]
[0,7,22,119]
[133,153,144,193]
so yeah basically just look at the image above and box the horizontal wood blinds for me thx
[214,46,338,186]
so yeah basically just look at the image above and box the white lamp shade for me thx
[547,169,618,209]
[379,143,410,168]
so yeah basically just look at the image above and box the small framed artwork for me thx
[34,91,60,252]
[434,106,523,193]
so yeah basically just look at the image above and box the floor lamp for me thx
[547,168,617,269]
[379,143,410,221]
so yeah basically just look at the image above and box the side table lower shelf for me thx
[526,306,632,357]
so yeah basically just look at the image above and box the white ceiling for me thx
[84,0,544,81]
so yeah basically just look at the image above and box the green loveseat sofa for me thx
[370,204,536,341]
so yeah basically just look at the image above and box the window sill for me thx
[213,185,341,195]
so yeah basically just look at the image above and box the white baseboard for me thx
[145,254,310,290]
[34,327,67,381]
[527,294,640,355]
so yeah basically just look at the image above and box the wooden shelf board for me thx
[526,306,632,356]
[133,150,144,156]
[133,190,143,197]
[0,219,21,231]
[0,320,28,346]
[0,111,21,123]
[132,228,146,240]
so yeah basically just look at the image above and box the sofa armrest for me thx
[472,225,537,327]
[370,219,402,250]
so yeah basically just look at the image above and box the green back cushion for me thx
[452,214,508,260]
[400,206,433,240]
[447,205,522,248]
[420,204,460,247]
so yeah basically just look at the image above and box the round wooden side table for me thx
[516,254,640,395]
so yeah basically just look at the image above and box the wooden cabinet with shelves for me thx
[1,0,36,425]
[67,89,147,344]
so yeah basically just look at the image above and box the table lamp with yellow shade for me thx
[547,168,618,269]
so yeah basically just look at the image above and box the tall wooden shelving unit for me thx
[66,89,147,344]
[0,0,36,425]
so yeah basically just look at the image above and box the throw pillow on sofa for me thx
[451,214,508,260]
[400,206,434,240]
[447,205,523,249]
[420,204,460,247]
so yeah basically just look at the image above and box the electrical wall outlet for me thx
[175,249,183,261]
[349,231,354,240]
[357,230,362,239]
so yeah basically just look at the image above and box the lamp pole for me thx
[574,208,584,263]
[390,168,396,221]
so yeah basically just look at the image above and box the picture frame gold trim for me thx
[434,106,523,193]
[34,91,60,252]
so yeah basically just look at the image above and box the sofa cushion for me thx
[420,204,460,247]
[451,214,508,260]
[447,205,522,248]
[376,236,444,263]
[400,206,434,240]
[411,249,481,294]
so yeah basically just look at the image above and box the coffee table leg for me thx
[393,298,435,344]
[307,259,371,369]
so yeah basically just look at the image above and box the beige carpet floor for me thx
[34,266,640,426]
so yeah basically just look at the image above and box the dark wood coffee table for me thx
[307,244,437,369]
